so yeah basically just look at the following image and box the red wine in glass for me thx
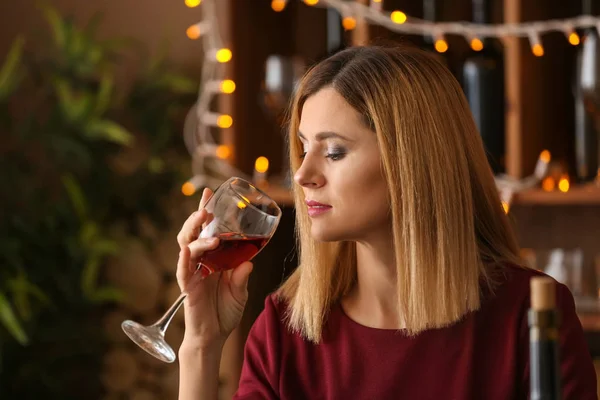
[199,232,270,273]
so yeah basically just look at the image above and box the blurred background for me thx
[1,0,600,399]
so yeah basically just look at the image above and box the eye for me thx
[326,147,346,161]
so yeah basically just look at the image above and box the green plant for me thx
[0,3,198,398]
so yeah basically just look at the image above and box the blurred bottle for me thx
[462,0,505,174]
[529,277,562,400]
[574,0,600,183]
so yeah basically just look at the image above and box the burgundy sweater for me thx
[234,266,597,399]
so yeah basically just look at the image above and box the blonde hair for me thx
[276,45,523,343]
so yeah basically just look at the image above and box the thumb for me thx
[230,261,253,300]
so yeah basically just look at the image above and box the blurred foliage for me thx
[0,2,198,398]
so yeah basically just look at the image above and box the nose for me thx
[294,154,325,189]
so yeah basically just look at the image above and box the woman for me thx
[176,46,597,399]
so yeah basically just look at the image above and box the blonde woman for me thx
[177,46,597,399]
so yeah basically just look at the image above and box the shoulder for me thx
[248,294,294,343]
[490,263,572,305]
[489,264,550,301]
[483,264,581,337]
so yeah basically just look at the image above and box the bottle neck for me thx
[472,0,492,24]
[423,0,439,22]
[582,0,594,15]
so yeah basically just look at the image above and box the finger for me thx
[186,269,221,295]
[177,209,208,247]
[229,262,254,303]
[176,245,191,291]
[198,187,214,211]
[188,236,220,264]
[203,212,214,230]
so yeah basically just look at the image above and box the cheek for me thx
[333,162,389,224]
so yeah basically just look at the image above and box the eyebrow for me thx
[297,131,354,142]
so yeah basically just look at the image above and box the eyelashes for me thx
[299,147,347,161]
[326,150,346,161]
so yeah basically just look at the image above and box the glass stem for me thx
[152,292,187,335]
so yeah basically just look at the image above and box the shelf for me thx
[261,183,600,208]
[257,183,294,207]
[514,184,600,206]
[575,297,600,332]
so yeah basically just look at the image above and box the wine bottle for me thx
[529,277,562,400]
[574,0,600,182]
[461,0,505,174]
[326,7,345,56]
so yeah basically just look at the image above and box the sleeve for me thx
[233,295,282,400]
[521,282,598,399]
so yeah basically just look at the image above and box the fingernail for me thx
[207,237,218,244]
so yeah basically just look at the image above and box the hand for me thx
[176,188,254,349]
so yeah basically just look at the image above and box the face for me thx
[294,87,390,243]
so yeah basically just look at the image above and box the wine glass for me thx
[121,177,282,363]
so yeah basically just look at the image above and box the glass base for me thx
[121,320,176,363]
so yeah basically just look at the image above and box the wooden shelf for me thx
[580,314,600,332]
[514,184,600,206]
[261,183,600,208]
[257,182,295,207]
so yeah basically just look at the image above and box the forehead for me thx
[299,87,365,136]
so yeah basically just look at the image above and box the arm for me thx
[175,188,255,400]
[178,340,225,400]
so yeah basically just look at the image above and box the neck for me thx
[342,228,403,329]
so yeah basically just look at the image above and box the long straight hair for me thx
[277,46,523,343]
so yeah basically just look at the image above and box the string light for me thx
[434,34,449,53]
[528,31,544,56]
[535,150,551,177]
[271,0,286,12]
[390,10,407,25]
[181,175,205,196]
[558,175,570,192]
[202,112,233,128]
[499,189,513,214]
[219,79,236,93]
[494,151,551,209]
[470,37,484,51]
[542,177,555,192]
[185,0,201,8]
[186,25,201,40]
[216,145,231,159]
[255,157,270,173]
[540,150,551,163]
[343,16,357,31]
[217,115,233,128]
[568,31,581,45]
[186,21,211,40]
[292,0,600,52]
[254,157,270,184]
[214,48,232,63]
[204,79,236,94]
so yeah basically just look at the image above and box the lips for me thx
[306,200,332,217]
[306,200,331,207]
